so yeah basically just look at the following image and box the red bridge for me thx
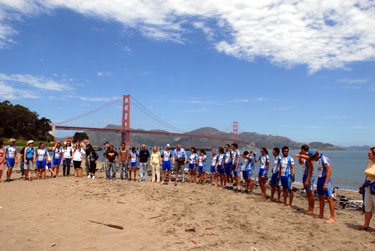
[52,95,243,146]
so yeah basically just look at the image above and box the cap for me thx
[166,144,170,147]
[27,140,34,145]
[307,149,316,157]
[9,138,16,143]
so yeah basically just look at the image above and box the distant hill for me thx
[343,145,371,151]
[76,125,343,150]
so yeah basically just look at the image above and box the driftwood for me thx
[90,220,124,230]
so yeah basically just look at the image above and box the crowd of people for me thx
[1,138,375,229]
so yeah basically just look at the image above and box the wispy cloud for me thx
[325,115,348,119]
[0,81,38,99]
[338,78,369,84]
[0,73,72,92]
[273,106,293,111]
[1,1,374,72]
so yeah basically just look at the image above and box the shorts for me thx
[258,168,267,178]
[162,161,171,171]
[24,159,34,170]
[270,173,280,186]
[224,163,232,175]
[197,165,205,173]
[233,166,241,177]
[364,186,375,213]
[209,165,216,173]
[280,175,292,190]
[242,170,252,180]
[47,162,52,169]
[52,158,62,166]
[129,162,137,167]
[36,160,46,169]
[303,175,315,191]
[6,158,15,168]
[317,177,332,196]
[189,163,196,169]
[217,165,225,175]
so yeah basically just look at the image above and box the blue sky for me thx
[0,0,374,147]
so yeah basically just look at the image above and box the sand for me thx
[0,167,374,251]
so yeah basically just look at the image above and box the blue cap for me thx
[307,150,316,157]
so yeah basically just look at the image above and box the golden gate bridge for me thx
[52,95,243,145]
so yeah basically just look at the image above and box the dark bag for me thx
[177,157,185,163]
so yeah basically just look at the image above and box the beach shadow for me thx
[345,222,373,232]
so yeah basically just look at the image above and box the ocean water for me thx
[96,149,369,192]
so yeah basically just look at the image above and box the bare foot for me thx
[324,218,335,224]
[304,210,314,215]
[314,215,324,219]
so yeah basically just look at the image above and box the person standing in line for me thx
[278,146,295,207]
[269,147,282,202]
[255,147,270,197]
[187,147,199,184]
[0,140,5,182]
[161,144,172,184]
[19,144,26,180]
[358,146,375,233]
[86,144,99,179]
[82,139,90,176]
[224,144,233,189]
[119,143,129,180]
[172,143,187,185]
[128,147,138,181]
[35,142,49,180]
[62,140,73,176]
[5,138,18,182]
[293,144,316,214]
[52,142,63,177]
[209,149,218,186]
[197,149,207,184]
[138,144,150,182]
[310,150,335,223]
[23,140,35,181]
[150,146,162,182]
[242,150,255,194]
[104,145,118,180]
[216,147,225,187]
[231,143,241,192]
[72,143,86,177]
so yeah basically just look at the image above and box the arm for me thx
[323,164,332,191]
[265,157,270,175]
[305,160,314,187]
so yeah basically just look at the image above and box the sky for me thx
[0,0,374,147]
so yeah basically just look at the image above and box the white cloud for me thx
[0,81,39,99]
[0,73,71,91]
[0,0,374,72]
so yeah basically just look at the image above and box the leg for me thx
[306,190,315,214]
[111,163,116,179]
[314,195,325,218]
[325,196,335,223]
[288,189,293,207]
[105,163,110,179]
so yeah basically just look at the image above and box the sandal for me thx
[357,226,369,231]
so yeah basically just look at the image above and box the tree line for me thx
[0,100,53,141]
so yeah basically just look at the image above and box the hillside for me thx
[80,125,342,150]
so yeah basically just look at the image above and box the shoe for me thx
[92,176,96,179]
[5,178,10,182]
[88,175,91,179]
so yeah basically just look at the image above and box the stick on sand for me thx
[90,220,124,230]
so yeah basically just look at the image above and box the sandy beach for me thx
[0,167,374,251]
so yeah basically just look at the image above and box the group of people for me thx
[3,138,375,229]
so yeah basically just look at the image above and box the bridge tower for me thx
[233,121,239,143]
[121,94,131,145]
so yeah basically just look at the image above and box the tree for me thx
[73,132,89,143]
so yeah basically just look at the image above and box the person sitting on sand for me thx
[278,146,295,207]
[209,149,218,186]
[269,147,281,201]
[309,150,335,223]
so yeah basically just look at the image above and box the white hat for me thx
[9,138,16,143]
[166,144,170,147]
[27,140,34,145]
